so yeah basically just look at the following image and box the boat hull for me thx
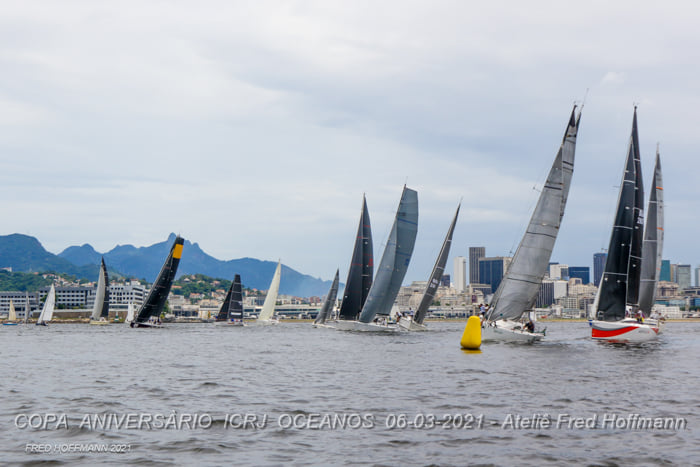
[482,319,544,343]
[89,319,110,326]
[130,321,163,328]
[398,317,428,331]
[215,321,246,327]
[331,320,399,332]
[255,318,279,326]
[589,320,659,343]
[3,322,19,326]
[311,323,335,329]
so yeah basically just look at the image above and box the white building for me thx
[453,256,467,293]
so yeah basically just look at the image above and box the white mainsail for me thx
[486,106,581,322]
[257,260,281,322]
[8,300,16,321]
[38,284,56,323]
[126,303,135,323]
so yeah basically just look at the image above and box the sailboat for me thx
[125,303,135,324]
[313,269,340,328]
[24,293,31,324]
[215,274,246,326]
[89,258,111,325]
[3,300,19,325]
[638,150,664,331]
[399,203,460,331]
[590,108,659,342]
[331,194,373,327]
[36,284,56,326]
[335,186,418,332]
[256,260,281,325]
[130,235,184,328]
[483,105,582,342]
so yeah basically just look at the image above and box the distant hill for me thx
[58,233,335,297]
[0,234,100,279]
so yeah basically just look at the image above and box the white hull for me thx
[397,317,428,331]
[255,318,279,326]
[215,321,246,327]
[331,320,399,332]
[312,323,335,329]
[482,319,544,343]
[590,319,659,343]
[130,321,163,328]
[89,319,110,326]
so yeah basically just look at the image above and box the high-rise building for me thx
[568,266,590,284]
[453,257,466,293]
[593,252,607,286]
[549,263,569,280]
[660,260,671,282]
[478,257,512,294]
[469,247,485,284]
[670,264,678,283]
[440,274,451,287]
[677,264,691,290]
[695,267,700,288]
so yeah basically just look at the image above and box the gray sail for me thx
[414,204,460,324]
[90,258,110,320]
[359,186,418,323]
[314,269,339,324]
[338,196,373,320]
[638,150,663,315]
[487,106,581,322]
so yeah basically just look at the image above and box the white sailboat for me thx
[590,108,660,343]
[335,186,418,332]
[482,106,582,342]
[256,260,281,325]
[125,303,135,324]
[3,300,19,325]
[36,284,56,326]
[89,258,111,325]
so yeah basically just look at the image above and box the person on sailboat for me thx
[524,320,535,333]
[636,309,644,323]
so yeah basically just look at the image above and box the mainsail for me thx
[257,261,281,321]
[638,150,664,316]
[90,258,110,320]
[134,236,184,323]
[486,106,581,322]
[414,204,460,325]
[8,300,16,321]
[314,269,340,325]
[338,195,373,320]
[359,186,418,323]
[38,284,56,323]
[216,274,244,321]
[596,108,645,322]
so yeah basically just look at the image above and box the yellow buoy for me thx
[460,315,482,350]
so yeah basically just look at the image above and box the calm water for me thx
[1,321,699,466]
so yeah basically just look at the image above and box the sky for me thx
[1,1,699,285]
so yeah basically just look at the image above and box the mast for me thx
[414,203,460,325]
[596,108,643,321]
[338,195,373,320]
[359,186,418,323]
[314,269,340,325]
[24,293,29,323]
[134,236,184,323]
[638,150,663,315]
[486,105,581,321]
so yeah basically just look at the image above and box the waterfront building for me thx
[468,246,485,284]
[677,264,691,290]
[440,274,450,287]
[593,252,607,286]
[453,256,467,293]
[568,266,590,284]
[660,260,671,282]
[549,263,569,280]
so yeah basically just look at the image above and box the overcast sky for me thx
[1,1,698,284]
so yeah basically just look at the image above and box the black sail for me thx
[99,258,110,319]
[414,204,460,324]
[134,236,184,323]
[596,109,643,321]
[314,269,340,324]
[215,274,243,321]
[338,196,373,320]
[627,110,645,307]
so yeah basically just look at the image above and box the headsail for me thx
[486,106,581,322]
[338,195,373,320]
[134,236,184,323]
[359,186,418,323]
[38,284,56,323]
[315,269,340,325]
[414,204,460,325]
[638,150,663,316]
[90,258,110,320]
[596,108,645,321]
[8,300,16,321]
[216,274,243,321]
[126,303,135,322]
[258,261,281,321]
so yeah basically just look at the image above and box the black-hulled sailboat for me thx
[130,235,184,328]
[215,274,245,326]
[335,186,418,332]
[313,269,340,328]
[590,108,659,342]
[399,203,460,331]
[482,105,581,342]
[329,195,373,327]
[89,258,111,325]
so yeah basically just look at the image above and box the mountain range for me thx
[0,233,335,297]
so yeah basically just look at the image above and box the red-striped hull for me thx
[589,320,659,343]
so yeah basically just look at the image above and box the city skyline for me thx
[1,2,698,284]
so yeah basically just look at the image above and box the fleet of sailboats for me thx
[482,105,582,342]
[130,235,184,328]
[590,109,661,343]
[256,260,281,325]
[89,258,111,325]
